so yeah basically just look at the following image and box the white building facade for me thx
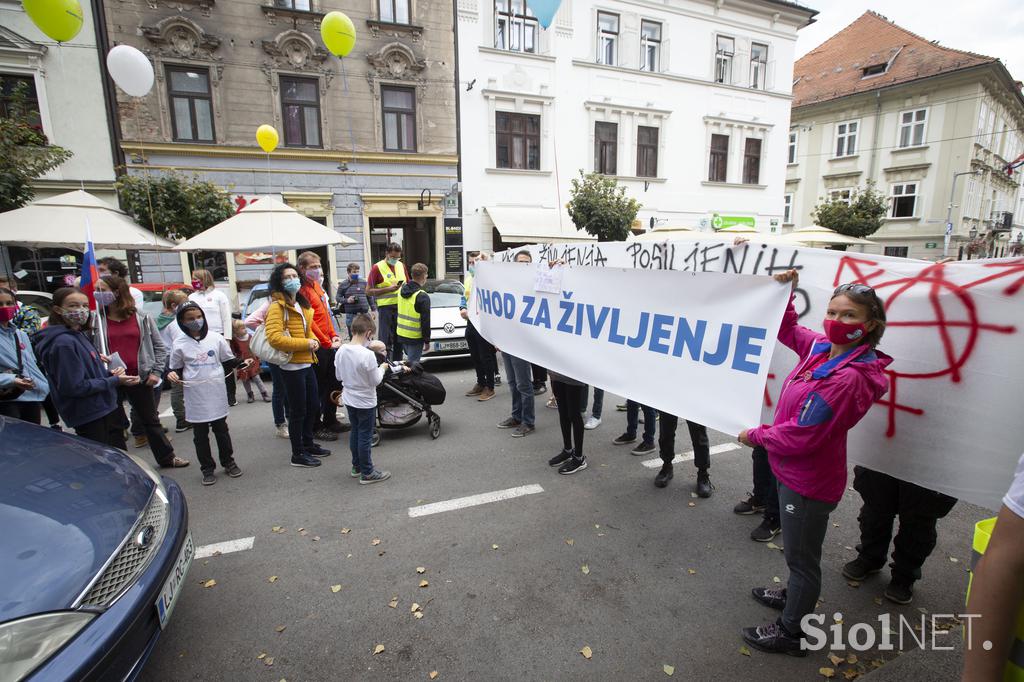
[456,0,816,251]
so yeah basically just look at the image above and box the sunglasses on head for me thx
[834,283,875,296]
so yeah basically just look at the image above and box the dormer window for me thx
[861,63,887,78]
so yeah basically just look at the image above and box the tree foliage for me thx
[567,170,641,242]
[116,171,234,240]
[0,79,73,212]
[811,181,889,239]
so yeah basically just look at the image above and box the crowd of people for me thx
[1,245,1022,675]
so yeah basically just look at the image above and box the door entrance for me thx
[369,217,436,278]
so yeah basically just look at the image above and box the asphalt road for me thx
[140,358,983,682]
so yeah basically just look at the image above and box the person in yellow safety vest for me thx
[963,451,1024,682]
[366,243,407,360]
[396,263,431,363]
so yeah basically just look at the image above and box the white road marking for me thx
[195,536,255,559]
[641,442,744,469]
[408,484,544,518]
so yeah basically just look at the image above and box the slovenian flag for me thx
[80,222,99,307]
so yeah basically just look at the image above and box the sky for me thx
[794,1,1024,82]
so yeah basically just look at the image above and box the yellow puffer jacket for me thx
[265,292,317,364]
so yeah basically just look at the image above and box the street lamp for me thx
[944,169,982,257]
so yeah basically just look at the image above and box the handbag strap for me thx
[12,329,23,374]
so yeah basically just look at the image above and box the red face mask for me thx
[0,306,17,324]
[823,318,867,345]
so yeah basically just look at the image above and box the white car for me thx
[420,279,469,361]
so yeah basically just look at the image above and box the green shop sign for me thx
[711,214,756,230]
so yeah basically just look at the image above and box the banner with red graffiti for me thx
[495,240,1024,510]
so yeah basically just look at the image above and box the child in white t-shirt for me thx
[334,313,391,484]
[168,303,251,486]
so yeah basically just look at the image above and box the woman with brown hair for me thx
[94,275,189,468]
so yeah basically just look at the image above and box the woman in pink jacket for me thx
[738,269,892,656]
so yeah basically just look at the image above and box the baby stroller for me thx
[371,361,446,446]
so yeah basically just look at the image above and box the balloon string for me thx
[340,58,356,165]
[265,152,275,260]
[131,101,159,248]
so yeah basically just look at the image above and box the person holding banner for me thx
[739,271,892,656]
[496,250,536,438]
[366,243,407,360]
[460,251,496,402]
[654,414,713,497]
[547,370,587,474]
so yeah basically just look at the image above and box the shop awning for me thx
[485,206,596,243]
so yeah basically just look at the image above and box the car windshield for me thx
[422,280,464,308]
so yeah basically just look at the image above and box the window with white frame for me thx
[787,130,798,164]
[640,20,661,72]
[494,0,537,53]
[783,193,793,224]
[835,120,858,157]
[708,133,729,182]
[742,138,762,185]
[715,35,734,84]
[594,121,618,175]
[890,183,918,218]
[750,42,768,89]
[898,108,927,148]
[379,0,409,23]
[0,74,41,128]
[829,188,853,205]
[597,12,619,65]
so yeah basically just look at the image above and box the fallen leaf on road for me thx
[411,603,422,613]
[917,607,928,614]
[378,551,386,556]
[834,615,844,624]
[581,565,590,575]
[388,597,398,609]
[687,502,696,507]
[687,569,697,575]
[331,584,342,593]
[276,625,286,633]
[829,653,843,666]
[832,523,840,528]
[873,597,883,606]
[414,612,424,619]
[871,659,885,669]
[580,646,593,659]
[272,526,283,533]
[419,580,429,588]
[202,579,216,588]
[597,533,605,537]
[565,539,574,546]
[846,580,861,588]
[268,576,278,583]
[298,527,305,533]
[347,554,353,558]
[949,556,959,563]
[846,654,858,665]
[819,668,834,679]
[772,576,781,583]
[416,567,426,574]
[257,652,266,660]
[429,672,439,679]
[663,664,675,676]
[373,644,385,655]
[371,538,381,546]
[843,670,860,680]
[595,524,600,529]
[739,646,751,657]
[766,542,783,551]
[264,657,275,666]
[491,544,499,550]
[690,493,698,498]
[312,536,320,542]
[341,528,351,534]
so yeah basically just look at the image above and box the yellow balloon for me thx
[320,11,356,58]
[256,124,279,153]
[22,0,84,42]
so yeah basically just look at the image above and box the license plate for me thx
[433,339,468,352]
[155,531,194,629]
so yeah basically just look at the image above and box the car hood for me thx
[0,419,155,622]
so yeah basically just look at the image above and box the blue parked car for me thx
[0,418,191,681]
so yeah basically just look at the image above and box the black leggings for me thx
[75,407,128,450]
[552,380,585,458]
[0,400,42,424]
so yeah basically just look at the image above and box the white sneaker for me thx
[276,424,290,439]
[584,416,601,430]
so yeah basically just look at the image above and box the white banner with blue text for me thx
[470,261,791,437]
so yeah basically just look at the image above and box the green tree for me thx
[567,170,641,242]
[810,181,889,239]
[0,79,73,212]
[116,171,234,240]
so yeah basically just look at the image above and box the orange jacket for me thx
[300,279,334,346]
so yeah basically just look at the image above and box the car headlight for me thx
[126,452,169,504]
[0,612,95,681]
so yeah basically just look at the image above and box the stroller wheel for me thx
[429,415,441,440]
[371,428,381,447]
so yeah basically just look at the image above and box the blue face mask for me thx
[387,257,398,266]
[283,278,302,295]
[183,318,204,333]
[94,291,116,307]
[350,273,359,281]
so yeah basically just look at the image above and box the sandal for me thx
[546,397,558,409]
[163,456,191,468]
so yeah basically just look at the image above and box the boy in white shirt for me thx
[168,303,251,486]
[334,313,391,484]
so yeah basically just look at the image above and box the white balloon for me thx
[106,45,154,97]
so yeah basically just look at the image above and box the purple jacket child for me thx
[747,297,892,504]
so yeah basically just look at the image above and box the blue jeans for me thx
[346,405,376,475]
[503,352,535,427]
[279,366,318,457]
[581,386,604,418]
[269,364,289,427]
[399,340,424,363]
[625,400,656,443]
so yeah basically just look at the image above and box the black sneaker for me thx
[494,374,502,386]
[314,428,339,442]
[750,518,781,542]
[884,579,914,605]
[612,432,637,446]
[306,444,332,457]
[734,493,766,515]
[558,456,588,475]
[290,454,322,468]
[696,469,714,498]
[548,449,573,467]
[630,440,656,456]
[225,463,243,478]
[751,586,787,610]
[247,395,255,404]
[497,417,521,429]
[741,621,807,657]
[175,421,192,433]
[842,558,882,582]
[228,399,238,407]
[202,472,216,486]
[654,463,673,488]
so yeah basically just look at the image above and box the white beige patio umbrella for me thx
[778,225,875,246]
[173,196,355,252]
[632,226,781,243]
[0,190,176,249]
